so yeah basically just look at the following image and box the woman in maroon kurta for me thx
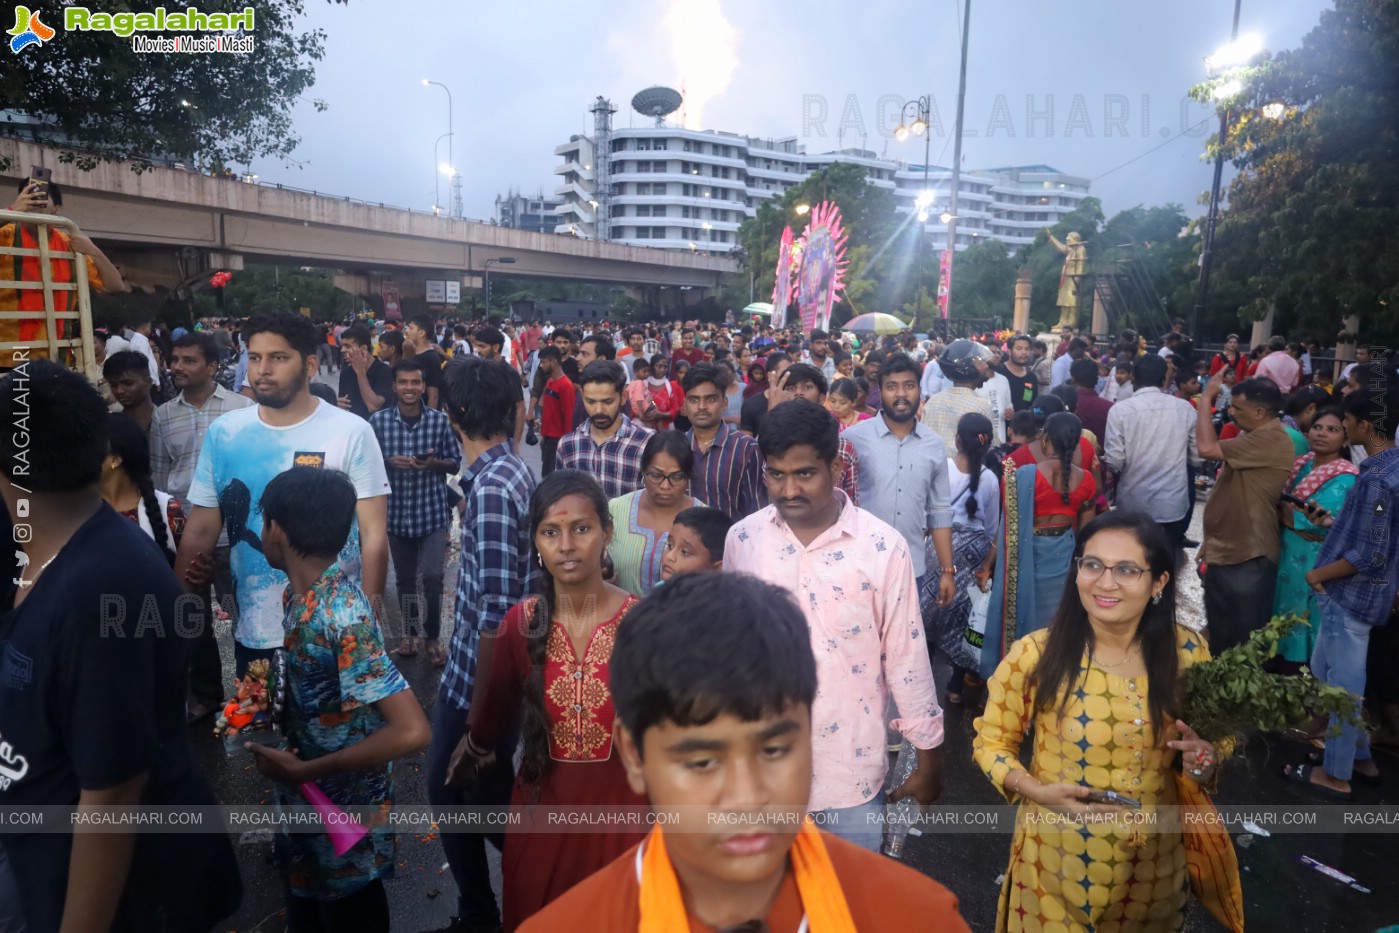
[465,470,646,931]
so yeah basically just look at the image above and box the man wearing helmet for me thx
[921,340,995,454]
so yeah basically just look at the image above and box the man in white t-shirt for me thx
[176,313,391,675]
[976,347,1014,444]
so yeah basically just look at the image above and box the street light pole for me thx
[896,96,933,324]
[944,0,973,326]
[432,132,453,213]
[423,79,456,216]
[1193,0,1244,339]
[482,257,516,321]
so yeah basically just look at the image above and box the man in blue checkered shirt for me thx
[369,358,462,666]
[1295,379,1399,799]
[556,360,653,500]
[428,356,536,933]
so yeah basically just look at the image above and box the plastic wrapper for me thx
[212,652,286,755]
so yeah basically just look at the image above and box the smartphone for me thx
[28,165,52,199]
[1083,790,1142,809]
[1281,492,1327,517]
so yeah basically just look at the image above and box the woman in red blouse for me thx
[456,470,644,931]
[1209,333,1250,383]
[984,413,1097,679]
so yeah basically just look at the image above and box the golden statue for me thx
[1045,229,1087,330]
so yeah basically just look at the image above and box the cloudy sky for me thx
[250,0,1333,222]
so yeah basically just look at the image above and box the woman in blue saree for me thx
[982,413,1098,680]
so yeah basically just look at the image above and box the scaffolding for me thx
[0,208,97,382]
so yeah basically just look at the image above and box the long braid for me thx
[136,474,175,565]
[955,413,993,521]
[517,582,554,796]
[1043,412,1083,507]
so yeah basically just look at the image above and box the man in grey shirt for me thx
[844,352,956,610]
[1102,353,1199,550]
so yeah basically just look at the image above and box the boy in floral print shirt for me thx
[249,467,430,931]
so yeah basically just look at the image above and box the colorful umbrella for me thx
[843,312,909,335]
[743,302,774,316]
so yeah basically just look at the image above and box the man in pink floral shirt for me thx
[724,398,945,852]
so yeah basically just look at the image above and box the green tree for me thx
[945,239,1018,322]
[0,0,343,174]
[217,265,350,320]
[1193,0,1399,343]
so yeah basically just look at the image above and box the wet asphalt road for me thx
[199,388,1398,931]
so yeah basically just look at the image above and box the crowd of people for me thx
[1,293,1397,933]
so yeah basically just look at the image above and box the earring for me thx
[1151,593,1163,605]
[536,553,543,568]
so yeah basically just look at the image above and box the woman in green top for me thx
[1272,407,1358,669]
[606,431,702,596]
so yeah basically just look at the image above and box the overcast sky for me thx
[249,0,1333,223]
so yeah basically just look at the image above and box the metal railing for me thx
[0,207,97,381]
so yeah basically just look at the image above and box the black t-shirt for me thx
[415,348,447,397]
[740,392,768,436]
[998,364,1039,411]
[0,505,239,930]
[338,358,395,419]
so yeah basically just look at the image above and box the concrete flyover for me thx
[0,138,737,304]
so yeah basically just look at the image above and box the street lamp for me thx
[482,257,516,320]
[423,78,458,217]
[794,202,811,215]
[432,132,453,213]
[895,95,934,322]
[1193,1,1256,338]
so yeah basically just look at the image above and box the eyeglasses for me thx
[1075,557,1148,586]
[643,470,689,487]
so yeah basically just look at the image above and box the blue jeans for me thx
[1310,596,1373,781]
[813,793,886,853]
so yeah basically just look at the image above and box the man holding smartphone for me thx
[2,174,129,368]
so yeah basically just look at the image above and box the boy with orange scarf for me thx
[520,572,971,933]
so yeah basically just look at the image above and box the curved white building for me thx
[550,105,1089,256]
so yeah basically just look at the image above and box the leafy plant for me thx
[1182,614,1364,744]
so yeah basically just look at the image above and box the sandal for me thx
[395,635,420,657]
[1281,763,1353,800]
[1305,749,1381,785]
[427,639,448,668]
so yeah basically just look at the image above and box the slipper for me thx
[427,639,448,668]
[1305,749,1381,785]
[185,700,217,726]
[1281,763,1352,800]
[395,636,420,658]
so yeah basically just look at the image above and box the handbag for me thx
[1176,772,1244,933]
[963,584,990,654]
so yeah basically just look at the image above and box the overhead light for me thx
[915,190,935,209]
[910,119,928,136]
[894,124,910,142]
[1206,33,1264,72]
[421,78,430,86]
[917,210,930,222]
[439,162,457,176]
[940,211,955,224]
[794,203,811,215]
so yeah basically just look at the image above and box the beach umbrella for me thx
[843,312,909,335]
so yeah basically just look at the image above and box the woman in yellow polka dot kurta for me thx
[973,512,1228,933]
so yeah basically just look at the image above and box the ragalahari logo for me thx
[8,6,55,53]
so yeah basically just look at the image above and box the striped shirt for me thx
[440,443,537,712]
[919,387,994,456]
[369,405,462,538]
[687,422,767,521]
[556,415,653,500]
[150,384,253,511]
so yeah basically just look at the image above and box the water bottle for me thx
[881,740,922,859]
